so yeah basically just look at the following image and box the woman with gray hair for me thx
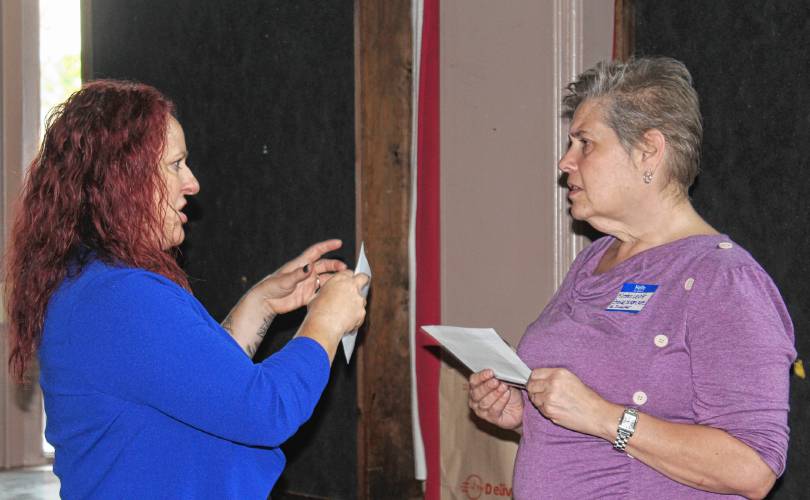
[468,57,795,499]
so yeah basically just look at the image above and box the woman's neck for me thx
[593,197,718,273]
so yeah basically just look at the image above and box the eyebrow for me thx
[569,129,589,139]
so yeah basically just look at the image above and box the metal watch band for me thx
[613,407,639,452]
[613,428,632,451]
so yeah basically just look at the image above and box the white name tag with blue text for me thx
[606,283,658,313]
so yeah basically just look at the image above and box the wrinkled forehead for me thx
[569,98,609,131]
[162,115,187,156]
[568,98,617,141]
[165,115,183,139]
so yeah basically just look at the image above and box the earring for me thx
[642,170,653,184]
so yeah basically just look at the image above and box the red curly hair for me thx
[5,80,190,381]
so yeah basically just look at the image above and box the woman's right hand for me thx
[468,369,524,430]
[297,270,368,360]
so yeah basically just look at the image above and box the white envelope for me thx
[342,242,371,363]
[421,325,531,386]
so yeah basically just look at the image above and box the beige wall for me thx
[441,1,557,347]
[439,1,613,498]
[1,0,47,469]
[441,0,615,345]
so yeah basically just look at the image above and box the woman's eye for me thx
[580,139,592,152]
[171,160,182,171]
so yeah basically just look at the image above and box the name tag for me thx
[606,283,658,313]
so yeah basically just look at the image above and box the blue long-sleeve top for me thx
[38,259,331,499]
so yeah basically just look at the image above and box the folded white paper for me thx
[421,325,531,386]
[342,242,371,363]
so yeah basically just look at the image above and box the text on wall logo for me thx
[460,474,512,499]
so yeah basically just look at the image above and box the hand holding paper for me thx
[342,242,371,363]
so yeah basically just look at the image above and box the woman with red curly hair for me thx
[4,80,368,499]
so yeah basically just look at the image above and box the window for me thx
[38,0,82,457]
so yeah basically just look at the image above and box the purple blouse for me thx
[514,235,795,499]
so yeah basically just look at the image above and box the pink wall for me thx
[440,0,615,344]
[437,2,614,497]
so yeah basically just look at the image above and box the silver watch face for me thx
[619,412,638,432]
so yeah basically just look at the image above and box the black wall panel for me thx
[636,2,809,497]
[86,1,356,498]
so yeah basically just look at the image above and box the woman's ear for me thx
[640,129,666,170]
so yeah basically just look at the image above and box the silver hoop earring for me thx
[642,170,653,184]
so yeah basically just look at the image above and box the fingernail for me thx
[303,264,310,273]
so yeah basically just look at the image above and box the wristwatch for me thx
[613,407,639,452]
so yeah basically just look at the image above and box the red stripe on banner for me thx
[416,0,441,498]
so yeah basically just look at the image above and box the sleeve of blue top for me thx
[64,270,331,448]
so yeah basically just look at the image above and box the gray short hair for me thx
[563,57,702,193]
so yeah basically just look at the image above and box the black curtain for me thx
[636,1,810,497]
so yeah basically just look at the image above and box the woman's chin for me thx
[568,207,590,221]
[172,232,186,248]
[160,229,186,250]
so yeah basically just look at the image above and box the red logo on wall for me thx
[460,474,484,499]
[460,474,512,499]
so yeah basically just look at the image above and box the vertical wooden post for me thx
[355,0,421,498]
[1,0,47,470]
[613,0,635,61]
[80,0,93,82]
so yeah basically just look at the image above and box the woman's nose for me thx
[183,169,200,195]
[558,149,576,173]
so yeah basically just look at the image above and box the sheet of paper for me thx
[342,242,371,363]
[421,325,531,386]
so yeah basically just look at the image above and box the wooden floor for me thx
[0,466,60,500]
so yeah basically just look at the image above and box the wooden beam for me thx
[613,0,635,61]
[80,0,93,82]
[355,0,421,498]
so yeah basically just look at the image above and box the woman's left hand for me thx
[252,239,348,315]
[526,367,614,438]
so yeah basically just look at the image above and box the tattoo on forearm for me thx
[222,316,234,335]
[221,309,274,359]
[256,315,273,339]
